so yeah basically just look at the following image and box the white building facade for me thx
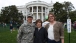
[17,0,53,22]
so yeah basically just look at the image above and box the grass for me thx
[0,25,76,43]
[64,29,76,43]
[0,25,18,43]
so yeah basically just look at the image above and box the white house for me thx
[17,0,53,22]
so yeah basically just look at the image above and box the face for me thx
[36,22,42,28]
[27,17,33,23]
[48,14,55,22]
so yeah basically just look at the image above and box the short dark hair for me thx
[35,19,42,26]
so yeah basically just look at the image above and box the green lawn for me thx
[0,25,18,43]
[0,25,76,43]
[64,29,76,43]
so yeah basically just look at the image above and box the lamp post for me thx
[67,9,70,19]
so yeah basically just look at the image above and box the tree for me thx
[51,2,67,22]
[63,1,74,12]
[0,13,1,22]
[0,5,23,23]
[63,1,75,20]
[50,1,75,22]
[69,10,76,22]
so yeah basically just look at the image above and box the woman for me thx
[45,12,64,43]
[33,19,48,43]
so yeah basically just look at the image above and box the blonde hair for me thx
[48,12,56,20]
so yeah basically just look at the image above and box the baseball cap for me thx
[27,14,33,18]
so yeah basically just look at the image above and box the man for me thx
[17,14,35,43]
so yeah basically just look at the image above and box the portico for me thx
[17,0,53,22]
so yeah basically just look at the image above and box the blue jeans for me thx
[48,39,61,43]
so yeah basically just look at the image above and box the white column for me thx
[44,7,46,21]
[29,7,30,12]
[32,6,33,21]
[47,8,49,15]
[22,11,25,23]
[32,6,33,14]
[45,7,46,17]
[27,8,29,13]
[41,6,43,22]
[23,9,26,23]
[37,6,38,19]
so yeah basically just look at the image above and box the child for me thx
[33,19,48,43]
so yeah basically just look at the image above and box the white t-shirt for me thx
[38,28,40,31]
[42,21,49,27]
[48,24,54,40]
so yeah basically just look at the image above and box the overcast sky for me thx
[0,0,76,10]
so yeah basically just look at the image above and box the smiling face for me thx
[36,19,42,28]
[36,22,42,28]
[27,17,33,23]
[48,13,55,22]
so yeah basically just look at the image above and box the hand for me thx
[61,39,64,43]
